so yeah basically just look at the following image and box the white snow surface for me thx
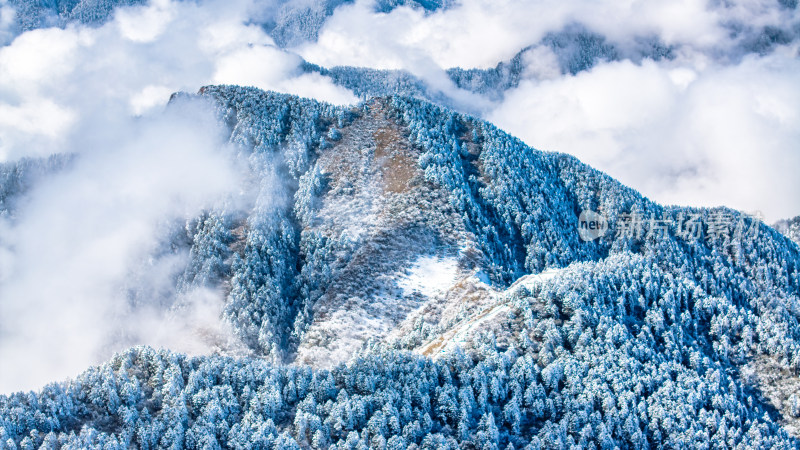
[397,255,460,298]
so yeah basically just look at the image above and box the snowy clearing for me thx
[397,255,460,298]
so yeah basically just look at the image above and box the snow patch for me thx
[508,268,562,291]
[397,255,459,298]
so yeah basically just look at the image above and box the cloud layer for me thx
[489,53,800,219]
[0,0,358,393]
[0,0,356,163]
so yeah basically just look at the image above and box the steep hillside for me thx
[175,85,647,366]
[1,88,800,448]
[775,217,800,247]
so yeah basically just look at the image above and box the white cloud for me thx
[0,97,246,393]
[282,72,363,105]
[211,44,358,104]
[0,0,359,163]
[115,0,176,43]
[488,55,800,221]
[0,27,84,93]
[0,0,15,46]
[130,84,175,115]
[0,98,75,144]
[0,0,361,393]
[521,45,562,80]
[297,0,737,71]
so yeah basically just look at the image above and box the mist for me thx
[0,0,358,393]
[0,98,243,392]
[488,53,800,221]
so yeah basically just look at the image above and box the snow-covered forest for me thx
[1,85,799,448]
[1,0,800,448]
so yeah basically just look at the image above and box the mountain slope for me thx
[1,88,799,448]
[774,217,800,247]
[184,85,647,365]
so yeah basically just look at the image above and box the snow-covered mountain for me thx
[1,86,799,448]
[775,217,800,247]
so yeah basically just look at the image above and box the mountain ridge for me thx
[0,87,799,448]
